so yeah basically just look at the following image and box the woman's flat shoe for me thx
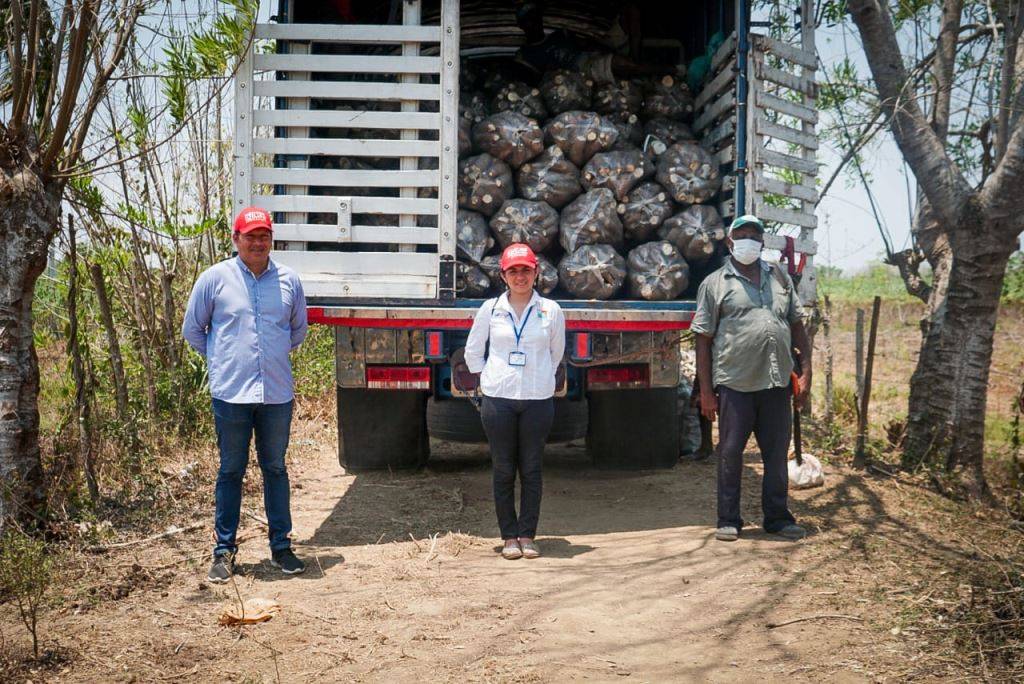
[501,540,523,560]
[519,539,540,559]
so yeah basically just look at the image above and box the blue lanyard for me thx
[507,306,533,349]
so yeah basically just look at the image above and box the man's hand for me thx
[699,387,718,422]
[794,371,812,410]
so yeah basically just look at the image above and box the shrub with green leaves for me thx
[0,530,54,660]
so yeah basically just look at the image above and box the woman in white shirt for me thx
[465,243,566,560]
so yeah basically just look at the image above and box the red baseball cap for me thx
[233,206,273,234]
[500,243,538,271]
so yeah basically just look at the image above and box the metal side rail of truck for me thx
[232,0,820,471]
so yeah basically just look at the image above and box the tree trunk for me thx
[0,154,63,528]
[89,262,129,424]
[903,208,1014,497]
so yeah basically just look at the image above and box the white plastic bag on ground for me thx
[788,453,825,489]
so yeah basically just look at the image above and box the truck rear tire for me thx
[427,397,588,444]
[337,388,429,471]
[586,388,679,469]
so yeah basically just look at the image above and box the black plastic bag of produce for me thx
[592,80,643,115]
[479,254,503,287]
[609,112,645,148]
[657,205,726,264]
[471,111,544,168]
[457,153,514,217]
[559,188,623,252]
[642,75,695,120]
[544,111,620,166]
[655,142,722,204]
[459,91,489,125]
[559,244,627,300]
[540,69,592,114]
[456,261,492,298]
[581,147,649,201]
[536,254,559,295]
[626,241,690,300]
[489,199,560,253]
[644,118,695,150]
[456,209,493,264]
[617,181,675,241]
[458,117,473,156]
[516,145,582,209]
[492,82,548,119]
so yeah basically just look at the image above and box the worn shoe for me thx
[207,552,235,584]
[715,526,739,542]
[774,523,806,540]
[270,548,306,575]
[519,538,541,559]
[501,539,523,560]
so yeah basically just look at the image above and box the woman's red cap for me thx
[500,243,538,271]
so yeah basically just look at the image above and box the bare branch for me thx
[847,0,973,226]
[886,248,933,303]
[931,0,964,139]
[7,0,27,130]
[39,2,73,133]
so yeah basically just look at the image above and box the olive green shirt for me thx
[691,259,804,392]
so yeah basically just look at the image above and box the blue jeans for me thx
[212,398,294,556]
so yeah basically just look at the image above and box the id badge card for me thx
[508,351,527,367]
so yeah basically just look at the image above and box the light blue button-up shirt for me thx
[182,256,307,404]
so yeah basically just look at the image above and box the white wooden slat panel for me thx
[271,250,438,276]
[437,0,460,265]
[756,147,818,175]
[694,59,736,111]
[274,223,439,244]
[763,233,817,254]
[714,145,735,166]
[253,80,441,101]
[755,62,817,96]
[253,110,440,130]
[253,167,439,188]
[694,90,735,133]
[754,203,818,229]
[256,23,441,44]
[300,275,437,299]
[256,53,442,75]
[756,119,819,149]
[755,90,818,124]
[710,32,738,73]
[702,119,735,149]
[754,35,817,69]
[755,174,818,203]
[252,137,440,158]
[255,194,439,215]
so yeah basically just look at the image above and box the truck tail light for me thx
[571,332,592,362]
[586,365,650,390]
[425,331,445,360]
[366,366,431,390]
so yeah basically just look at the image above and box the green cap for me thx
[728,214,765,235]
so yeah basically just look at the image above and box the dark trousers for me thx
[212,398,294,555]
[716,385,796,532]
[480,396,555,539]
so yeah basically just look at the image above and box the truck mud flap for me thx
[586,388,679,469]
[427,397,588,444]
[337,388,429,471]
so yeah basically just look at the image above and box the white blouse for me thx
[464,291,566,400]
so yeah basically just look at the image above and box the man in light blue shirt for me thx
[182,206,308,582]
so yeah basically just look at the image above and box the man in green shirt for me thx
[691,215,812,542]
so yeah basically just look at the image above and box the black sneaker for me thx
[208,552,235,584]
[270,548,305,575]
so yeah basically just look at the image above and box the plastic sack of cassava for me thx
[540,69,592,114]
[644,118,695,151]
[458,117,473,156]
[558,244,627,300]
[559,188,623,252]
[456,261,492,298]
[609,113,645,148]
[626,241,690,300]
[457,153,514,217]
[657,205,726,264]
[479,254,503,287]
[592,79,643,116]
[471,111,544,168]
[655,142,722,204]
[543,111,620,166]
[617,181,675,242]
[455,209,493,264]
[581,147,650,201]
[515,145,582,209]
[491,82,548,120]
[535,254,559,295]
[488,199,560,253]
[459,91,489,125]
[642,75,695,119]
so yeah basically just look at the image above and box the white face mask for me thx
[730,238,762,265]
